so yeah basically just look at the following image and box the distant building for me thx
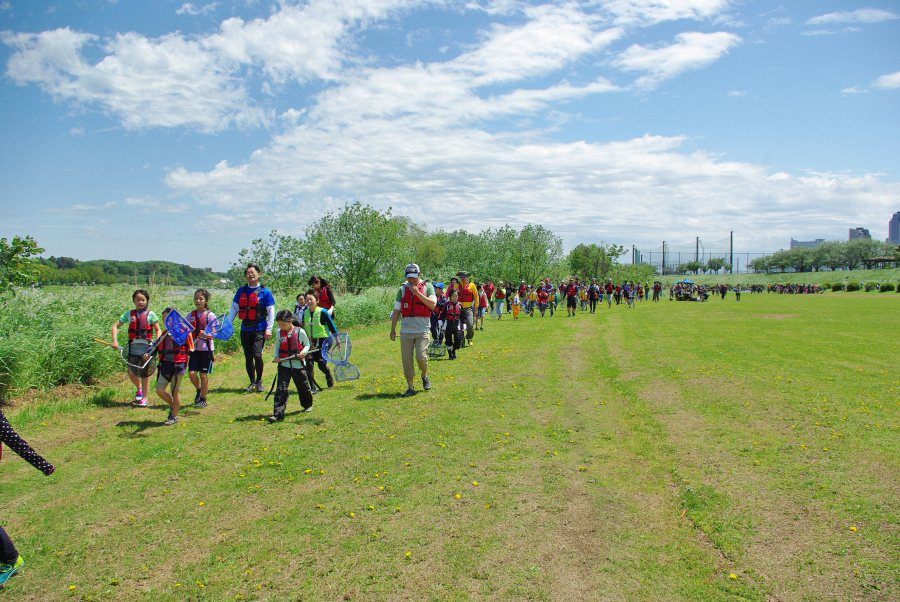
[888,212,900,244]
[849,227,871,240]
[790,238,825,249]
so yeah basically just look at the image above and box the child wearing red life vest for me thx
[144,308,193,425]
[269,310,313,422]
[439,288,463,360]
[475,284,488,330]
[187,289,216,409]
[110,289,163,407]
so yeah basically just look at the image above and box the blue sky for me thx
[1,0,898,271]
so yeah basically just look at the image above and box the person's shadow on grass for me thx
[116,419,164,436]
[233,412,324,425]
[356,392,406,400]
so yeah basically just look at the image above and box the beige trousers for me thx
[400,331,429,385]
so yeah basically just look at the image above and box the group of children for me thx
[427,279,490,359]
[111,289,217,425]
[111,284,339,426]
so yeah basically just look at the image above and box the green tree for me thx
[747,256,770,273]
[705,257,726,274]
[238,230,305,292]
[303,202,409,291]
[567,242,626,281]
[787,247,811,272]
[842,239,892,270]
[0,235,45,292]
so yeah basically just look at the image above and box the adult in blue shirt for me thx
[227,263,276,392]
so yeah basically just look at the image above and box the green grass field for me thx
[1,293,897,600]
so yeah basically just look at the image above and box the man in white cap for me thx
[390,264,437,397]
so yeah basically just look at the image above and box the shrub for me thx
[820,282,830,291]
[831,282,844,292]
[845,281,861,292]
[864,281,877,292]
[879,282,895,292]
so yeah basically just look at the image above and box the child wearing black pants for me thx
[269,311,314,422]
[440,289,463,360]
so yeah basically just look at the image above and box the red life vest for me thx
[443,301,461,321]
[401,282,432,318]
[318,286,334,310]
[538,291,548,303]
[159,333,190,363]
[237,286,263,323]
[459,284,475,304]
[190,309,211,339]
[432,294,447,316]
[494,288,506,300]
[566,284,578,297]
[278,328,305,359]
[128,309,152,341]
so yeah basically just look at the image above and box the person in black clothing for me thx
[0,410,55,586]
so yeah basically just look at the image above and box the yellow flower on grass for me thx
[69,585,76,591]
[729,573,737,580]
[472,481,478,486]
[850,526,858,532]
[198,501,205,506]
[455,494,461,499]
[349,512,355,517]
[406,552,412,558]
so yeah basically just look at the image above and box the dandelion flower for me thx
[850,526,858,532]
[729,574,737,580]
[455,494,461,499]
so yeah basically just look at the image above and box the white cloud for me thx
[727,90,745,97]
[841,87,865,94]
[801,29,837,36]
[872,71,900,89]
[763,17,791,32]
[2,27,264,132]
[602,0,730,26]
[175,3,218,16]
[612,31,742,89]
[807,8,898,25]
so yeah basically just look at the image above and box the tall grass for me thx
[0,285,397,402]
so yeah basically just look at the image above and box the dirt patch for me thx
[754,314,795,319]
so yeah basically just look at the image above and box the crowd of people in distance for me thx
[670,282,746,301]
[764,284,824,294]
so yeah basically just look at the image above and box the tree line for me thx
[747,239,897,273]
[234,202,652,293]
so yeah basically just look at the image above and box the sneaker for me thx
[326,374,334,388]
[194,388,202,404]
[255,381,266,393]
[266,415,282,423]
[137,397,150,407]
[0,555,24,586]
[244,383,257,393]
[310,389,319,395]
[134,389,143,403]
[303,407,313,413]
[194,398,207,409]
[422,376,431,391]
[163,415,178,425]
[400,388,417,397]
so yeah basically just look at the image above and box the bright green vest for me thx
[304,307,328,339]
